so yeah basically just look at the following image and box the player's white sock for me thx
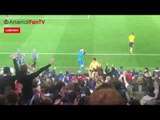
[131,48,133,53]
[130,48,133,53]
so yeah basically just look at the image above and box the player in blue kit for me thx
[31,49,38,70]
[16,48,21,67]
[78,49,85,73]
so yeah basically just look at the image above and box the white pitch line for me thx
[0,52,160,56]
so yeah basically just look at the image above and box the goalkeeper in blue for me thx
[78,49,85,73]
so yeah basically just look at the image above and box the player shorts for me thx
[129,42,134,47]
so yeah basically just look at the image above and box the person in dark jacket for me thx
[12,53,54,105]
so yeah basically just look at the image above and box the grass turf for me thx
[1,15,160,73]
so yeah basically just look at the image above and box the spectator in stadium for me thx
[153,67,160,77]
[86,87,126,105]
[139,70,143,77]
[4,86,13,95]
[118,73,136,104]
[131,68,139,78]
[119,66,124,75]
[114,77,128,102]
[97,64,103,77]
[95,76,103,89]
[40,97,53,105]
[140,77,159,105]
[86,78,96,92]
[12,53,54,105]
[30,83,51,105]
[143,68,151,78]
[62,71,71,84]
[125,70,133,84]
[104,65,112,79]
[14,80,23,95]
[49,81,65,104]
[140,85,156,105]
[14,80,23,104]
[48,83,57,94]
[110,65,119,80]
[3,50,160,105]
[73,83,81,96]
[56,72,64,81]
[0,95,6,105]
[62,92,77,105]
[56,81,66,92]
[78,79,91,96]
[5,90,19,105]
[0,66,17,94]
[77,96,88,105]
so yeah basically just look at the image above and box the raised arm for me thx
[30,57,54,79]
[12,53,21,77]
[122,72,129,88]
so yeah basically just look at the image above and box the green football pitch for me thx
[1,15,160,73]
